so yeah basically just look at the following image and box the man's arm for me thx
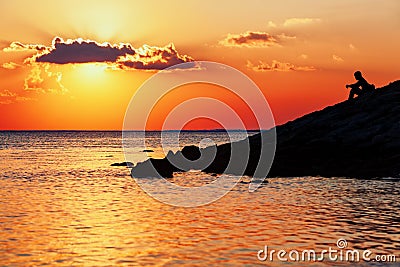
[346,81,361,88]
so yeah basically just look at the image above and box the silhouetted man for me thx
[346,71,375,100]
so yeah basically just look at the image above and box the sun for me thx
[68,63,111,90]
[78,63,108,78]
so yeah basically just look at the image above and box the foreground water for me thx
[0,131,398,266]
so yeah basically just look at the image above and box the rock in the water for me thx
[111,162,134,167]
[130,158,180,178]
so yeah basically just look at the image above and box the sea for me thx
[0,131,398,266]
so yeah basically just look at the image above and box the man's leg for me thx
[348,87,361,100]
[348,88,356,100]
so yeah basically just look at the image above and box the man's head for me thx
[354,71,362,80]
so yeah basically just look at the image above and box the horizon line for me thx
[0,129,263,132]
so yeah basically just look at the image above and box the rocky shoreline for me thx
[131,80,400,179]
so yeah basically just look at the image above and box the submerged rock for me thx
[131,80,400,179]
[111,162,134,167]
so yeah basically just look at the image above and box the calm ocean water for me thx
[0,131,398,266]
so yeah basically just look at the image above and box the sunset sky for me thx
[0,0,399,130]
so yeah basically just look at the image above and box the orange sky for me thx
[0,0,399,130]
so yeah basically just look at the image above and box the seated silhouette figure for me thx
[346,71,375,100]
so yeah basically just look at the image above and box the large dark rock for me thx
[131,80,400,179]
[131,157,181,178]
[181,145,201,161]
[264,80,400,178]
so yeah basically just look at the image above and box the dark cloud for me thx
[219,31,296,47]
[36,37,136,64]
[117,43,193,70]
[247,60,316,72]
[220,31,277,47]
[3,37,194,70]
[219,31,294,48]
